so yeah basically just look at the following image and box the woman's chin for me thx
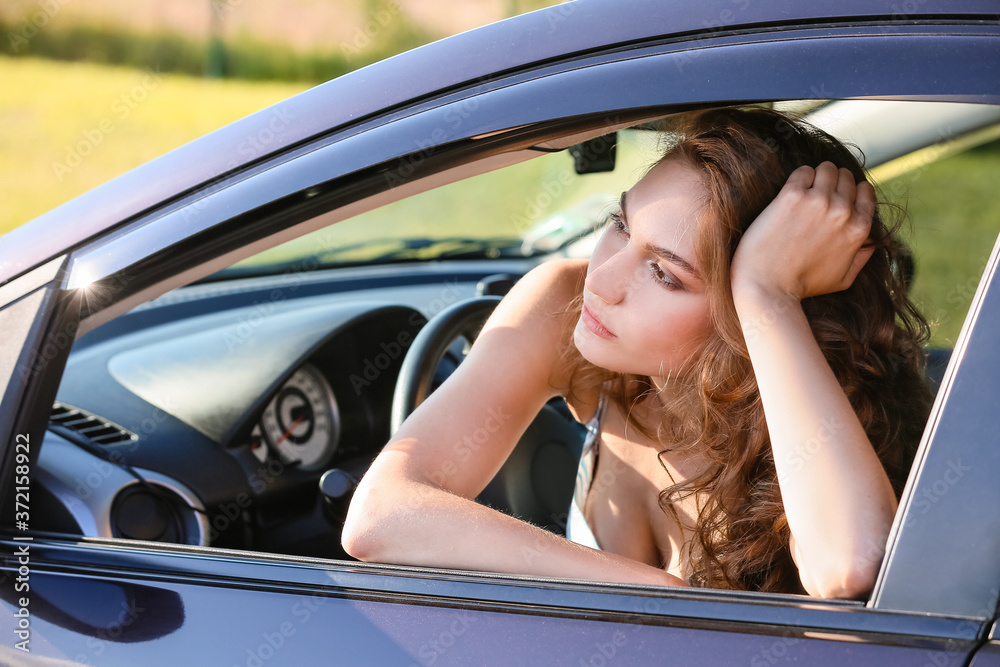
[572,321,604,364]
[573,322,628,374]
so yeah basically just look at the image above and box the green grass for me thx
[886,140,1000,346]
[0,56,308,233]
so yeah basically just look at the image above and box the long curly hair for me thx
[564,106,932,594]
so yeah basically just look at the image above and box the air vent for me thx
[50,402,138,446]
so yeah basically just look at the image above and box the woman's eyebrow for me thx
[619,191,702,280]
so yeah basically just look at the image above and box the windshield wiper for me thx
[318,236,531,264]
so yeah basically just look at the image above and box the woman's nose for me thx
[585,248,631,305]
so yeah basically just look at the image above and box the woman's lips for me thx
[581,304,616,339]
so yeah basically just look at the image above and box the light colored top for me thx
[566,392,610,550]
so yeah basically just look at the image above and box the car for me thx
[2,1,1000,664]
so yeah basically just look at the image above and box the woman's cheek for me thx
[642,298,712,361]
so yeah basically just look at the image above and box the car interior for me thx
[21,99,1000,601]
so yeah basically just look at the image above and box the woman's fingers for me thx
[836,166,857,203]
[810,161,841,193]
[827,163,874,249]
[835,168,875,290]
[854,180,876,222]
[843,244,875,290]
[785,163,818,190]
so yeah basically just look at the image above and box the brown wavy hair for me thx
[564,106,932,594]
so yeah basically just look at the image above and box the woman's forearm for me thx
[343,446,685,588]
[733,285,897,598]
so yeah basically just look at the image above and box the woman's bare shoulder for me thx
[488,258,586,328]
[476,259,587,391]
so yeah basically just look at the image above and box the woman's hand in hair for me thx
[730,161,876,304]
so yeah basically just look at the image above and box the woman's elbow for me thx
[340,515,375,562]
[802,558,880,600]
[341,482,390,562]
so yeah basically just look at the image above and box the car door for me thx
[3,5,1000,665]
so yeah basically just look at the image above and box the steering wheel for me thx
[390,295,584,533]
[390,296,502,435]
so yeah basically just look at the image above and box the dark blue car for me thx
[2,1,1000,664]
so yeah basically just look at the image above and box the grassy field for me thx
[3,56,997,347]
[0,1,559,83]
[889,142,1000,346]
[0,56,308,231]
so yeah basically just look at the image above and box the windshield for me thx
[215,128,663,278]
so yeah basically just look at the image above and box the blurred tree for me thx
[206,0,227,78]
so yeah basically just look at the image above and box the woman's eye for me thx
[609,212,629,237]
[648,261,681,290]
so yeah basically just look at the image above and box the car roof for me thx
[1,0,996,287]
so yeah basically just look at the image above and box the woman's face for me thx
[574,157,715,381]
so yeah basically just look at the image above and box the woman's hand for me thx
[730,161,876,303]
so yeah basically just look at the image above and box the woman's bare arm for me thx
[730,162,897,598]
[343,258,685,587]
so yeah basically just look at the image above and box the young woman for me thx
[341,106,932,598]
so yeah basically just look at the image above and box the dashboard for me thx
[34,260,538,558]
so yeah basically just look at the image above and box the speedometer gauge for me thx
[260,364,340,471]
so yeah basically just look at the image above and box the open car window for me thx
[27,100,998,611]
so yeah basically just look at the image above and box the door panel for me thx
[0,546,979,667]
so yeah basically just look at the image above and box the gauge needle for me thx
[277,415,306,446]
